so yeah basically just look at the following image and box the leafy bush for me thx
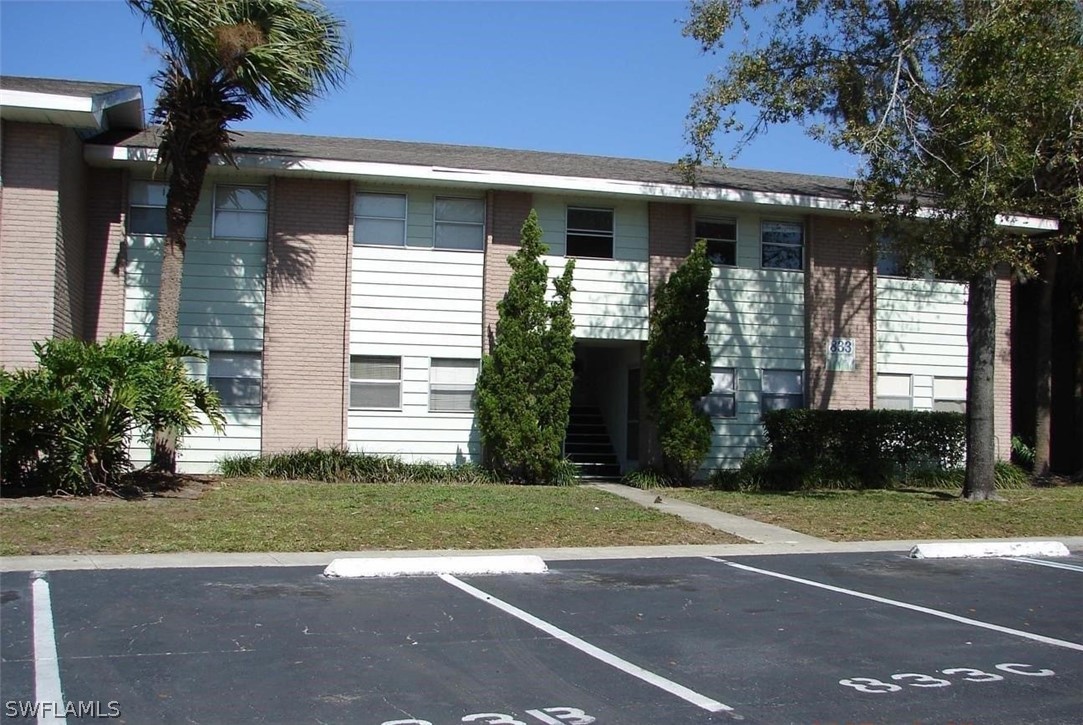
[622,465,680,490]
[1,335,222,495]
[1010,435,1035,470]
[762,408,966,489]
[218,447,498,484]
[901,461,1032,490]
[643,240,713,482]
[475,209,576,484]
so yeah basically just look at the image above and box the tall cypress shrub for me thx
[475,210,576,483]
[643,239,714,481]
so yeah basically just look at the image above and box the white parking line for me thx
[1007,557,1083,573]
[439,574,735,715]
[705,557,1083,653]
[31,571,67,724]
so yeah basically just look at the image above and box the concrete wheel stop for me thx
[323,554,549,578]
[908,541,1071,559]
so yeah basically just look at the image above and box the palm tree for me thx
[129,0,349,469]
[129,0,350,342]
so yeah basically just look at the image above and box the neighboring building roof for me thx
[102,126,861,203]
[0,75,144,132]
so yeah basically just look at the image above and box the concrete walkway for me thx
[588,482,828,545]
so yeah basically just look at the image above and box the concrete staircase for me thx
[565,405,622,481]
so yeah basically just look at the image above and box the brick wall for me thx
[482,190,533,352]
[0,122,61,368]
[83,168,127,341]
[647,202,693,310]
[54,129,88,340]
[805,215,875,409]
[262,177,351,453]
[995,273,1012,460]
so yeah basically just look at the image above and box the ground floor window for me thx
[350,355,402,410]
[429,358,478,412]
[933,377,967,413]
[876,373,913,410]
[761,369,804,413]
[701,367,737,418]
[207,351,262,407]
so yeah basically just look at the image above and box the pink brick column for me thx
[994,273,1013,460]
[54,129,88,340]
[262,177,351,453]
[83,168,128,341]
[0,122,61,368]
[482,190,533,352]
[647,202,693,310]
[805,215,875,409]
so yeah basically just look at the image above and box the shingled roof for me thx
[101,126,861,202]
[0,76,136,97]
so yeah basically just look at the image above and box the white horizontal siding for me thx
[533,194,649,261]
[350,246,483,359]
[876,277,969,402]
[543,256,649,341]
[124,174,267,473]
[704,267,805,470]
[347,355,480,464]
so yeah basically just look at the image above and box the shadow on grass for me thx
[725,487,961,502]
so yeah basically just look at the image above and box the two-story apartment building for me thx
[2,76,1046,475]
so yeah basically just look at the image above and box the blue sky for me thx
[1,0,858,178]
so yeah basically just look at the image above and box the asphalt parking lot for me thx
[2,551,1081,724]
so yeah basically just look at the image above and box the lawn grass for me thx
[0,480,737,556]
[669,485,1083,541]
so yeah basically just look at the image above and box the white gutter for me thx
[85,144,1059,232]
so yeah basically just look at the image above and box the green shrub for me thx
[762,408,966,489]
[1,335,222,495]
[475,209,576,484]
[623,465,679,490]
[643,239,713,482]
[1010,435,1035,470]
[218,448,498,484]
[901,461,1032,490]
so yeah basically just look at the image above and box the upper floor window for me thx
[566,207,614,259]
[762,369,804,413]
[213,185,268,240]
[761,221,804,270]
[355,192,407,246]
[207,350,263,407]
[434,197,484,250]
[876,237,908,277]
[696,217,738,266]
[129,180,168,235]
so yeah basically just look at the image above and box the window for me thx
[207,351,262,407]
[701,368,737,417]
[213,185,268,240]
[876,239,908,277]
[429,359,478,412]
[434,197,484,250]
[933,377,966,413]
[355,193,407,246]
[566,207,614,258]
[761,221,804,270]
[129,180,168,235]
[876,373,913,410]
[762,369,804,412]
[696,217,738,266]
[350,356,401,410]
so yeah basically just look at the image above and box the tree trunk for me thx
[962,268,998,500]
[1032,248,1056,480]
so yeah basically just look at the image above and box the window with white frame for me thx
[355,193,407,246]
[566,207,614,258]
[695,217,738,266]
[700,367,737,417]
[213,185,268,240]
[761,369,804,412]
[129,180,168,235]
[761,221,804,270]
[350,355,401,410]
[429,359,478,412]
[207,351,262,407]
[933,377,967,413]
[434,197,484,250]
[876,373,913,410]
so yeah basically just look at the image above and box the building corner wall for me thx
[995,272,1012,461]
[54,129,89,341]
[0,122,62,368]
[261,177,351,453]
[805,215,874,409]
[83,168,127,341]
